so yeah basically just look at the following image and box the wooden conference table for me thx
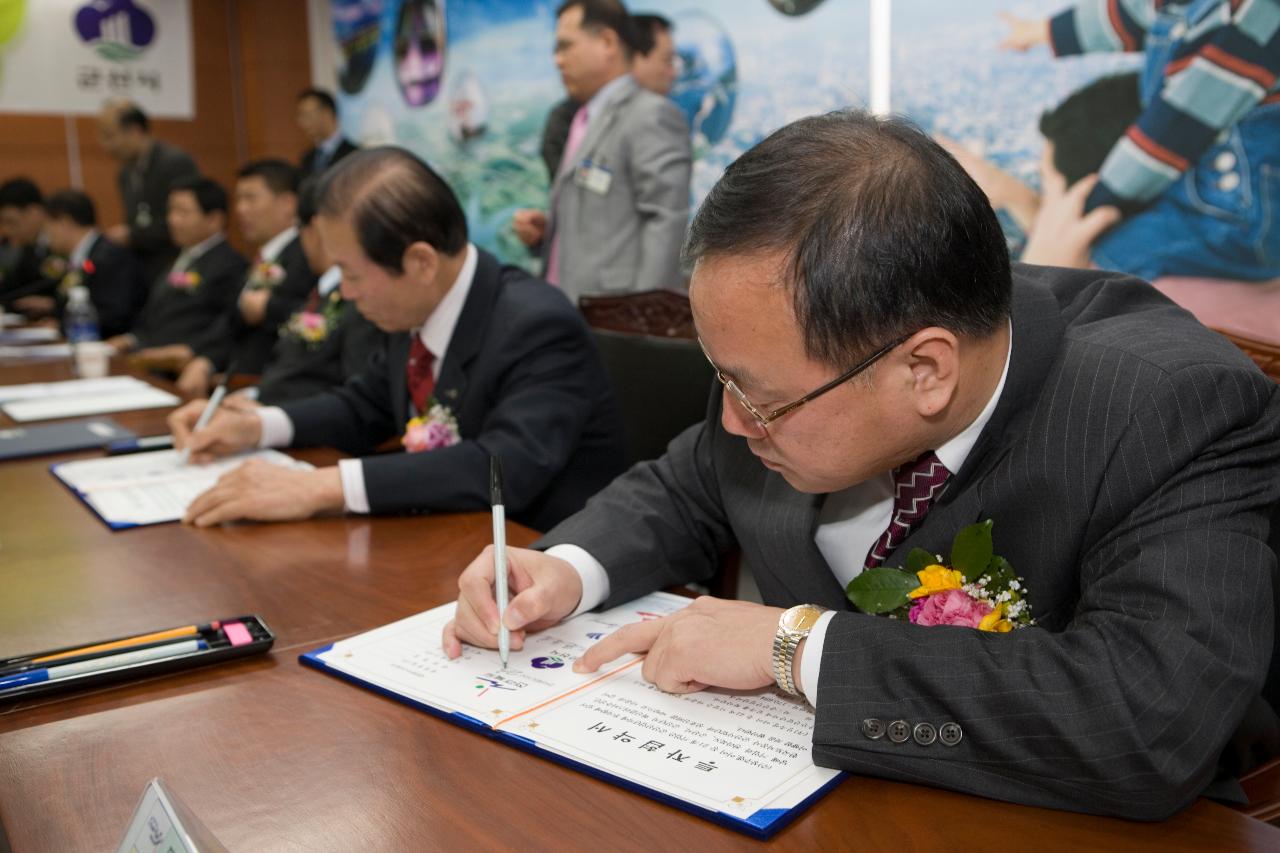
[0,358,1277,851]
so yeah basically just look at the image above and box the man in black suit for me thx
[97,100,199,286]
[0,178,59,306]
[255,176,387,404]
[169,147,626,531]
[19,190,142,338]
[296,88,358,178]
[176,160,315,395]
[107,177,247,368]
[445,111,1280,819]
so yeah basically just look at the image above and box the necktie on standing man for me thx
[546,105,591,286]
[406,335,436,414]
[864,450,952,569]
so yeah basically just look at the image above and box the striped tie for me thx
[864,450,951,569]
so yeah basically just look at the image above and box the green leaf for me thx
[906,547,938,574]
[951,519,994,583]
[845,568,920,615]
[985,555,1015,589]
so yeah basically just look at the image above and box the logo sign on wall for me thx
[0,0,193,117]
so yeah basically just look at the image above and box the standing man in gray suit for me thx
[446,110,1280,819]
[511,0,691,301]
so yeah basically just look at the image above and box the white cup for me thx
[74,341,113,378]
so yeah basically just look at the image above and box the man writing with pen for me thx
[168,147,626,531]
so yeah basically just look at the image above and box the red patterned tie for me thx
[864,451,952,569]
[406,336,436,415]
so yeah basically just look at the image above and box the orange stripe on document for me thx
[493,657,644,729]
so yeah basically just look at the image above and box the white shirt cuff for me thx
[338,457,371,514]
[255,406,294,448]
[546,544,611,618]
[799,610,837,708]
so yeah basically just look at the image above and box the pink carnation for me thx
[422,421,456,450]
[909,588,993,628]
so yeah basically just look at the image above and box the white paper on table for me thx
[3,383,178,422]
[313,592,840,822]
[0,375,145,402]
[0,344,74,359]
[53,449,313,526]
[0,327,59,343]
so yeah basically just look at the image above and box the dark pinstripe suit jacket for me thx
[538,264,1280,819]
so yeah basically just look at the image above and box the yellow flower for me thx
[907,565,964,599]
[978,603,1014,633]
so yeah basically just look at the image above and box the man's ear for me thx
[903,328,961,419]
[402,240,440,284]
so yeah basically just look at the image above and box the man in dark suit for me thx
[296,88,359,178]
[19,190,142,338]
[0,178,59,306]
[97,100,199,286]
[255,176,387,404]
[107,176,247,366]
[176,160,315,395]
[444,111,1280,819]
[168,147,626,532]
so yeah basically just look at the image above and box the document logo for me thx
[530,656,565,670]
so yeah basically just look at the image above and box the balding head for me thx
[316,146,467,273]
[97,98,151,161]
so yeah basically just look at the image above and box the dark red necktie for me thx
[864,450,952,569]
[406,336,436,414]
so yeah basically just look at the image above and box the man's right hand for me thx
[511,209,548,249]
[442,546,584,658]
[176,356,215,398]
[998,12,1050,52]
[168,396,263,464]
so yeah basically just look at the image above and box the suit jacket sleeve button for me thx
[861,718,885,740]
[887,720,910,744]
[912,722,937,746]
[939,722,963,746]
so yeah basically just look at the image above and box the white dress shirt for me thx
[257,226,298,264]
[172,232,225,273]
[552,328,1013,707]
[255,243,478,513]
[68,230,100,269]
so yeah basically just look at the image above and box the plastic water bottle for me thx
[65,286,100,343]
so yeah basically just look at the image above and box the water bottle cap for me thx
[68,286,90,303]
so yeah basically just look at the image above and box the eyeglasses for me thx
[698,332,912,429]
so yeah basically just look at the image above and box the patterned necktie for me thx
[864,451,952,569]
[546,105,591,286]
[406,336,436,415]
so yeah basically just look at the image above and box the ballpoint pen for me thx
[491,456,510,669]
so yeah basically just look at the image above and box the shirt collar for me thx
[70,230,99,268]
[258,226,298,263]
[933,322,1013,476]
[184,232,224,263]
[318,264,343,297]
[319,130,344,155]
[418,243,478,361]
[583,73,632,124]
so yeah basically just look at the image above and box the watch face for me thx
[782,605,821,632]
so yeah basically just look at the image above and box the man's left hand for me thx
[182,461,344,527]
[573,597,787,694]
[238,289,270,326]
[13,295,56,317]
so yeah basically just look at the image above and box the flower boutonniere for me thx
[167,269,202,291]
[403,400,461,453]
[58,260,94,296]
[40,255,68,280]
[246,260,286,291]
[283,292,343,347]
[845,520,1034,631]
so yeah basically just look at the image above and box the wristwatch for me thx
[773,604,826,695]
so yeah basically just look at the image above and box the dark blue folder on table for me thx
[0,418,135,461]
